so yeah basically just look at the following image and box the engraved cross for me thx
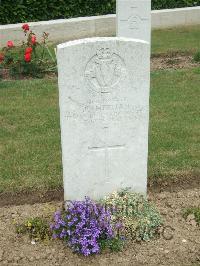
[88,127,125,179]
[120,6,149,30]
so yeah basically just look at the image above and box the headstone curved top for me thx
[57,37,150,201]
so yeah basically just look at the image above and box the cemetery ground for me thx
[0,26,200,265]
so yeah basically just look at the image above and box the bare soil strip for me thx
[0,189,64,208]
[151,54,199,71]
[0,175,199,207]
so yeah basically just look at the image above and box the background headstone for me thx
[117,0,151,43]
[57,37,150,201]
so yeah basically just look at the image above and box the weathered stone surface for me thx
[117,0,151,43]
[57,37,150,200]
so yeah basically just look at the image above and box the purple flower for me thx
[60,229,67,238]
[50,224,54,230]
[54,223,60,229]
[82,247,90,256]
[52,233,58,239]
[50,197,114,256]
[59,219,66,226]
[115,221,123,229]
[68,221,74,227]
[92,245,100,253]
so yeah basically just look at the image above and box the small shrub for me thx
[16,217,51,241]
[102,189,163,241]
[0,24,56,79]
[193,51,200,63]
[183,207,200,225]
[99,237,125,252]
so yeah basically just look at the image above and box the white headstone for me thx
[57,37,150,201]
[117,0,151,43]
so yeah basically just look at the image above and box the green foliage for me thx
[183,207,200,225]
[16,217,51,241]
[0,65,3,80]
[0,0,116,24]
[99,237,125,252]
[193,51,200,63]
[1,0,200,24]
[9,61,45,78]
[152,0,200,9]
[102,189,163,242]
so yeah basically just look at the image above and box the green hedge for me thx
[153,0,200,9]
[0,0,200,25]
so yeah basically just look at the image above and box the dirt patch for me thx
[0,187,199,266]
[151,54,199,71]
[149,173,200,193]
[0,174,199,208]
[0,189,64,208]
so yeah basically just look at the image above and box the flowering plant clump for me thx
[0,23,56,79]
[16,217,51,242]
[50,192,162,256]
[50,197,124,256]
[102,189,163,242]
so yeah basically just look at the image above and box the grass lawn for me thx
[152,25,200,55]
[149,68,200,182]
[0,68,199,193]
[0,79,62,193]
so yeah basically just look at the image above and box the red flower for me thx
[31,35,36,45]
[25,47,33,54]
[7,41,14,48]
[0,53,4,63]
[24,53,31,62]
[22,24,29,32]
